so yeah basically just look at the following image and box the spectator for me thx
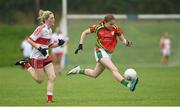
[51,26,69,75]
[21,39,32,59]
[160,32,171,65]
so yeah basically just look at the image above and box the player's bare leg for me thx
[161,55,169,66]
[161,55,164,64]
[44,63,56,103]
[83,62,105,78]
[52,54,62,76]
[161,55,165,64]
[15,59,45,83]
[165,56,169,64]
[68,62,105,78]
[100,58,138,91]
[99,58,124,82]
[28,68,45,84]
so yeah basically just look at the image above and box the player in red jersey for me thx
[68,15,138,91]
[15,10,65,103]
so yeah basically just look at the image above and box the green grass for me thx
[0,25,35,67]
[0,20,180,105]
[0,66,180,106]
[0,20,180,66]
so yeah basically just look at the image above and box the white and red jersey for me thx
[51,33,69,53]
[160,37,171,56]
[28,24,53,59]
[160,38,171,50]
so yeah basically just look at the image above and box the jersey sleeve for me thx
[114,25,123,36]
[89,24,98,33]
[29,26,42,41]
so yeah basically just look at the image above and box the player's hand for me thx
[75,44,83,54]
[126,40,132,47]
[37,47,47,56]
[58,39,65,46]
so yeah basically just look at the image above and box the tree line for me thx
[0,0,180,24]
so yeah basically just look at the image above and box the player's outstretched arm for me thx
[27,37,41,49]
[48,39,65,48]
[75,28,91,54]
[118,34,132,47]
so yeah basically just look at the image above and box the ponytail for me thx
[38,9,53,24]
[102,14,115,24]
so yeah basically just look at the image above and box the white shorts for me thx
[161,49,170,56]
[94,47,112,62]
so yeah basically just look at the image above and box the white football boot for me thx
[67,66,81,75]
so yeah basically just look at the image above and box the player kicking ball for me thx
[68,14,138,91]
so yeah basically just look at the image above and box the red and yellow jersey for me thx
[90,23,123,53]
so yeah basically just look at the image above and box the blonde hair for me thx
[38,9,53,24]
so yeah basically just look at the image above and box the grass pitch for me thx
[0,20,180,105]
[0,66,179,106]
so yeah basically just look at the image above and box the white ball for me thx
[124,68,137,80]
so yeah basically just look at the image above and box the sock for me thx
[121,79,130,87]
[47,95,53,102]
[24,63,32,70]
[79,69,85,74]
[47,92,53,102]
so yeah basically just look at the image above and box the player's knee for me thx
[93,75,98,78]
[48,75,56,81]
[91,72,99,78]
[91,75,98,78]
[36,79,44,84]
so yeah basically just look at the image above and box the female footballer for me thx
[15,10,65,103]
[68,14,138,91]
